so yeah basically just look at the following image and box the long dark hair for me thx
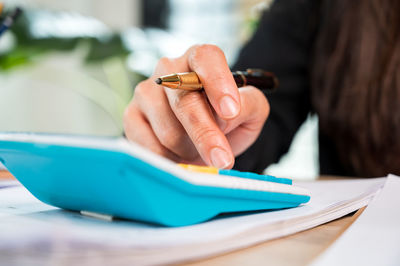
[312,0,400,176]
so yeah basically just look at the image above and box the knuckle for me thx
[171,91,202,112]
[197,44,223,55]
[156,56,173,69]
[191,126,220,147]
[191,44,224,64]
[204,72,226,85]
[133,80,155,105]
[158,126,181,150]
[133,81,147,98]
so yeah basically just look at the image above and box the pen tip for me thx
[155,78,162,85]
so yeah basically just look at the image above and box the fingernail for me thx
[210,147,232,169]
[219,95,239,118]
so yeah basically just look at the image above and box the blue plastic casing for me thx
[0,137,310,227]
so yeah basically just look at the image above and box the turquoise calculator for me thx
[0,133,310,227]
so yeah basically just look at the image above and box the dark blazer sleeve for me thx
[233,0,318,173]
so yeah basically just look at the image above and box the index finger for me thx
[183,45,241,120]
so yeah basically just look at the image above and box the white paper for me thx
[0,178,385,265]
[312,175,400,266]
[0,177,19,189]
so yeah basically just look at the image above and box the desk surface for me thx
[0,170,362,266]
[187,209,363,266]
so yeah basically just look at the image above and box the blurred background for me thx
[0,0,318,179]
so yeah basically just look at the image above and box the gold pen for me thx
[155,69,278,93]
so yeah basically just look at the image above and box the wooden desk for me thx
[0,170,363,265]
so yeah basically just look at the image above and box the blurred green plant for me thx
[0,8,147,136]
[0,9,131,70]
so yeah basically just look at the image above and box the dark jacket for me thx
[233,0,351,176]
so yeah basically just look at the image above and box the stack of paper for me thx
[312,175,400,266]
[0,177,385,265]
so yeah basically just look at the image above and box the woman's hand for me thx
[124,44,270,169]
